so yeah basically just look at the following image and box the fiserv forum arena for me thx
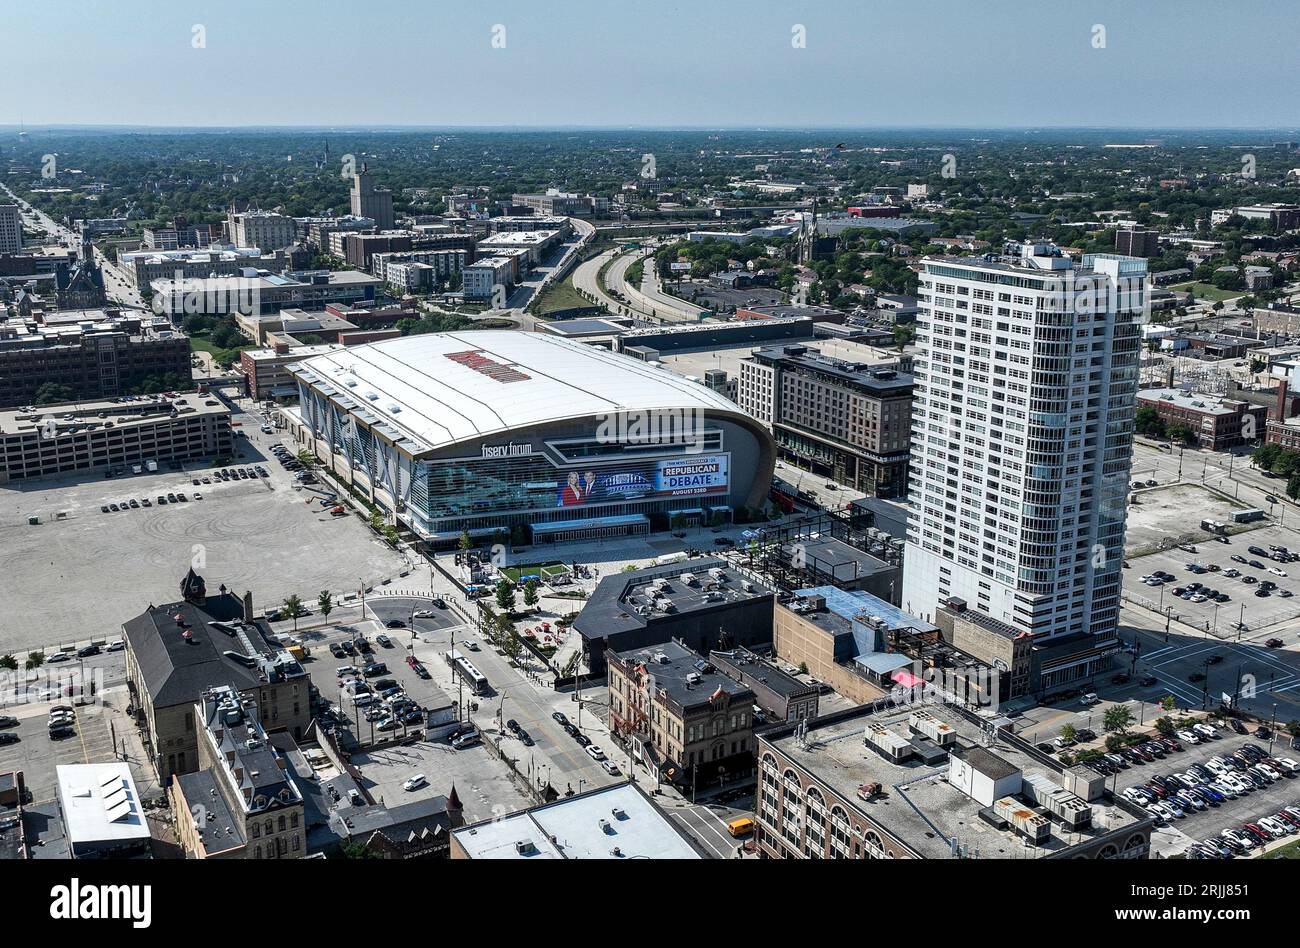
[283,331,775,545]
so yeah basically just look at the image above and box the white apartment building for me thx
[0,204,22,255]
[462,255,518,301]
[902,243,1146,691]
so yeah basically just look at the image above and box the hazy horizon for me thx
[6,0,1299,128]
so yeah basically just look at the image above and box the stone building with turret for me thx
[122,568,311,783]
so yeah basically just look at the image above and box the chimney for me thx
[243,590,255,623]
[1278,378,1290,421]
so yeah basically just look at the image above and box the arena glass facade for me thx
[287,370,774,546]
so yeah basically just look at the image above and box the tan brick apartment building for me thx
[170,685,305,859]
[607,641,755,789]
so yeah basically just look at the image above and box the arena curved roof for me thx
[288,330,756,453]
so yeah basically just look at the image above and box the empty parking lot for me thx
[0,461,406,655]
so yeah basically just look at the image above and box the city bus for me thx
[444,648,489,695]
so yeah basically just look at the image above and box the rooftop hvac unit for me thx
[992,797,1051,845]
[741,581,754,593]
[908,710,956,746]
[1023,772,1093,829]
[681,573,698,586]
[865,722,913,762]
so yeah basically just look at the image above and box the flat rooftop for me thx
[55,762,149,847]
[609,640,752,712]
[452,782,702,859]
[577,557,774,640]
[0,393,229,436]
[1137,388,1248,416]
[766,704,1147,859]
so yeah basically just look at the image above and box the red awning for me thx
[891,669,923,688]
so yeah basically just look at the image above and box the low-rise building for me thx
[240,343,342,400]
[1136,388,1267,450]
[574,557,775,677]
[709,647,819,723]
[755,702,1152,859]
[329,793,464,859]
[608,640,756,789]
[451,782,704,859]
[55,763,151,860]
[123,569,311,783]
[150,269,381,319]
[772,586,931,705]
[0,393,231,483]
[171,684,306,860]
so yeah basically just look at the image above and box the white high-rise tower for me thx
[902,242,1146,692]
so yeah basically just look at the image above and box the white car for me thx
[601,760,621,776]
[1269,567,1288,577]
[1257,763,1283,782]
[1193,722,1218,739]
[585,744,607,761]
[413,610,434,618]
[403,774,427,792]
[1274,757,1300,775]
[1176,729,1201,744]
[106,640,125,652]
[1257,818,1289,839]
[45,652,71,663]
[335,665,360,677]
[461,639,480,651]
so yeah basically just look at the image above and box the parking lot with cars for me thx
[1093,723,1300,857]
[0,695,158,810]
[1125,525,1300,636]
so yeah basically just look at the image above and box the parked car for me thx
[585,744,607,761]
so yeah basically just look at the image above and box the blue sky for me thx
[5,0,1298,128]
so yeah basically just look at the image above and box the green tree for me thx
[1160,695,1177,712]
[458,530,472,554]
[1134,405,1166,438]
[339,841,382,859]
[34,382,74,405]
[0,654,17,671]
[317,590,333,624]
[523,578,539,611]
[1059,723,1078,744]
[1166,422,1197,446]
[495,579,516,614]
[282,594,305,632]
[1154,715,1176,737]
[25,651,45,670]
[1104,734,1127,753]
[1102,704,1135,735]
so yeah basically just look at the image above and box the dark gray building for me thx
[574,557,775,677]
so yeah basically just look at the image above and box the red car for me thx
[1243,823,1270,842]
[1144,782,1168,799]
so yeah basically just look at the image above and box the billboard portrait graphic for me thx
[555,455,729,507]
